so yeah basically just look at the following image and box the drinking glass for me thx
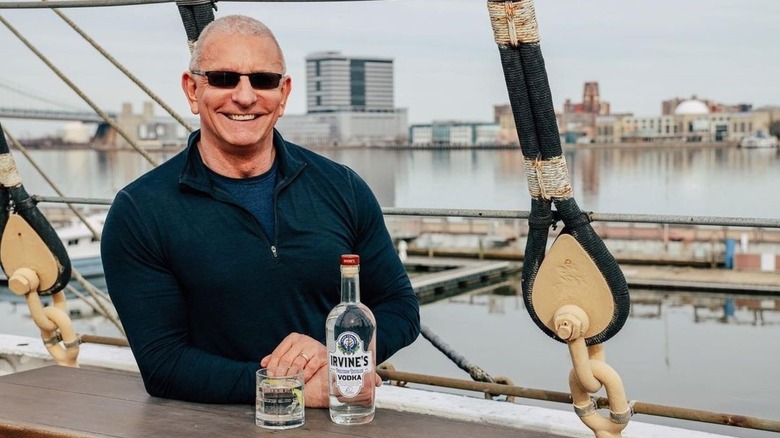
[255,367,305,429]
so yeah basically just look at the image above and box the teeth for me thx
[228,114,256,121]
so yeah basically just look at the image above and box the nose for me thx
[232,76,257,106]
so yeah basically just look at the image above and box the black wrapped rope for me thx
[175,0,217,51]
[0,123,71,295]
[487,0,629,345]
[0,184,8,236]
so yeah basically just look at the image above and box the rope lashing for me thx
[0,153,22,187]
[486,376,516,403]
[486,0,630,346]
[175,0,216,53]
[524,156,573,200]
[488,0,539,46]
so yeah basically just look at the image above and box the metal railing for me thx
[32,196,780,229]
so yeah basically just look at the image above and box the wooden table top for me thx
[0,366,562,438]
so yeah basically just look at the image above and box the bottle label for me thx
[329,331,372,398]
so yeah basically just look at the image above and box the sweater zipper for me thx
[270,163,306,261]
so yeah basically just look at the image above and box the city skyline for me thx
[1,0,779,137]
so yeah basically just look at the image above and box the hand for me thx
[260,332,326,384]
[304,365,330,408]
[309,367,382,408]
[333,371,382,406]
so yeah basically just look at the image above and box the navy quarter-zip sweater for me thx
[101,129,420,403]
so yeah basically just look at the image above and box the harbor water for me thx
[3,144,780,437]
[13,144,780,219]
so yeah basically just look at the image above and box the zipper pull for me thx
[271,245,278,258]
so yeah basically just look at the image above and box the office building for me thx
[306,51,394,113]
[276,51,407,146]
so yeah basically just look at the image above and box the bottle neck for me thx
[340,265,360,303]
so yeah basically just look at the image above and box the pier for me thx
[386,216,780,270]
[406,256,521,304]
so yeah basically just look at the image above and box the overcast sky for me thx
[1,0,779,137]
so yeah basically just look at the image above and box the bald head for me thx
[189,15,286,73]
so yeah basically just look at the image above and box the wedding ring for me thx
[299,353,310,362]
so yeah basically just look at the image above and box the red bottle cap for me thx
[340,254,360,265]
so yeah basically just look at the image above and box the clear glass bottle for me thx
[326,254,376,425]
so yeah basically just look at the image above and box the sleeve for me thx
[348,172,421,364]
[101,191,257,404]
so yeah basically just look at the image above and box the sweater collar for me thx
[178,128,305,193]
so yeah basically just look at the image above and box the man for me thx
[101,15,420,406]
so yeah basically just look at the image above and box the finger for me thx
[374,372,383,387]
[292,342,327,382]
[279,344,306,367]
[265,333,300,369]
[300,352,324,382]
[259,354,271,368]
[291,352,310,376]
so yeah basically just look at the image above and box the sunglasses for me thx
[190,70,284,90]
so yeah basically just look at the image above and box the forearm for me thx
[136,342,257,403]
[372,293,421,363]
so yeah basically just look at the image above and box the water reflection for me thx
[630,291,780,326]
[13,145,780,218]
[448,282,780,327]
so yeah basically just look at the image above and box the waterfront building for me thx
[598,97,779,144]
[409,120,501,147]
[60,122,92,144]
[305,51,394,113]
[558,82,611,143]
[496,82,613,145]
[274,51,407,147]
[493,104,519,145]
[275,109,408,147]
[113,102,194,148]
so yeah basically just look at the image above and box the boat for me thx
[738,132,779,148]
[1,1,779,437]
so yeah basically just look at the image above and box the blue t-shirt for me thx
[207,160,278,239]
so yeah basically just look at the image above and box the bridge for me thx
[0,78,115,123]
[0,107,115,123]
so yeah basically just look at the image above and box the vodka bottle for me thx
[326,254,376,424]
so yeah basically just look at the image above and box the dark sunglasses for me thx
[190,70,284,90]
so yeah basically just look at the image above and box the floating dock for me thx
[405,256,521,304]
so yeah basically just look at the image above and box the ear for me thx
[276,76,292,118]
[182,71,200,115]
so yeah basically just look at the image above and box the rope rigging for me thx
[487,1,633,435]
[51,8,196,133]
[486,0,630,346]
[0,0,380,10]
[0,15,159,167]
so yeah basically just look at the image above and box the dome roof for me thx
[674,99,710,115]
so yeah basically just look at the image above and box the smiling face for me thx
[182,31,291,160]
